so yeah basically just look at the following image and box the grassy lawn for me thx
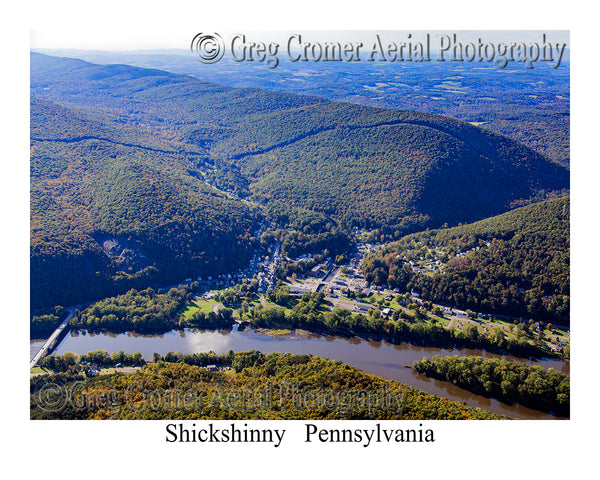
[195,296,219,305]
[553,327,569,337]
[30,366,51,374]
[197,302,218,312]
[263,299,283,308]
[180,305,198,319]
[180,301,216,319]
[428,315,450,327]
[488,318,514,328]
[387,299,404,310]
[263,303,294,315]
[365,292,388,305]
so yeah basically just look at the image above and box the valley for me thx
[29,52,570,420]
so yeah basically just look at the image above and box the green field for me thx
[30,366,51,374]
[181,300,219,319]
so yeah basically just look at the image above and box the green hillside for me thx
[31,99,260,309]
[30,53,569,308]
[31,53,568,230]
[362,196,570,324]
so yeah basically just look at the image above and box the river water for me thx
[37,325,568,420]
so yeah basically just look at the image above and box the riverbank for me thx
[31,352,508,420]
[48,325,567,419]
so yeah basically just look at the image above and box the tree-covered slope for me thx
[31,53,569,308]
[31,99,260,309]
[237,117,568,231]
[31,52,568,234]
[362,196,570,323]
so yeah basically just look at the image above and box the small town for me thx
[169,232,570,357]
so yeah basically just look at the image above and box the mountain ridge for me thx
[30,52,569,308]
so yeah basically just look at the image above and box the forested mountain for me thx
[31,98,260,309]
[45,50,570,167]
[362,196,570,324]
[31,53,569,308]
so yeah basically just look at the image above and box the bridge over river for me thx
[30,308,75,369]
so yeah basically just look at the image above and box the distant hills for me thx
[35,49,570,167]
[30,53,569,308]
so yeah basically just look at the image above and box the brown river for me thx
[31,325,569,420]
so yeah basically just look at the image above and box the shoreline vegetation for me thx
[34,283,565,361]
[31,280,571,419]
[412,355,569,416]
[243,292,563,360]
[31,351,509,420]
